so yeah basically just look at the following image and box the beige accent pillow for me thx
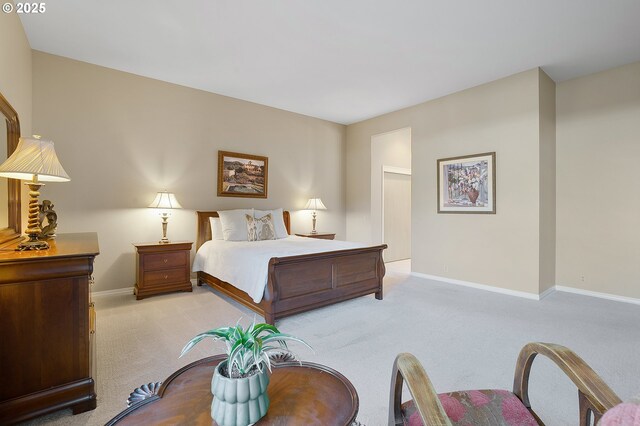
[253,208,288,238]
[246,213,276,242]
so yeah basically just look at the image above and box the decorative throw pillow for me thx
[253,208,288,239]
[246,213,276,242]
[599,394,640,425]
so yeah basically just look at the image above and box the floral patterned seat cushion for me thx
[402,389,538,426]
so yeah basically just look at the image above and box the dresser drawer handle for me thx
[164,274,168,279]
[163,258,168,263]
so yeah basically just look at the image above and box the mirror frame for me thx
[0,91,22,247]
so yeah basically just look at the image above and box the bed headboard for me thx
[196,210,291,251]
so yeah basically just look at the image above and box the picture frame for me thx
[437,152,496,214]
[217,150,268,198]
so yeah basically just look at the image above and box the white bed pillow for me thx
[218,209,253,241]
[253,208,288,239]
[209,217,224,240]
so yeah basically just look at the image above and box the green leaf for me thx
[179,319,312,373]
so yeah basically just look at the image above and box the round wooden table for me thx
[107,355,359,425]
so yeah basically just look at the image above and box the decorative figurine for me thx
[38,200,58,239]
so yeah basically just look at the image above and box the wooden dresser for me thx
[133,241,193,300]
[0,233,99,424]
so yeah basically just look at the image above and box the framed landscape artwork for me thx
[217,151,268,198]
[437,152,496,214]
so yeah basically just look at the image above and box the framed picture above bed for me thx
[217,151,268,198]
[437,152,496,214]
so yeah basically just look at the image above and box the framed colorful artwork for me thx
[437,152,496,214]
[217,151,268,198]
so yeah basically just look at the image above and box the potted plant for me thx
[180,320,310,426]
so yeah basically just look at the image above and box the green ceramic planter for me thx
[211,361,270,426]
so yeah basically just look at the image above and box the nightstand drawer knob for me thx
[163,258,168,263]
[164,274,168,279]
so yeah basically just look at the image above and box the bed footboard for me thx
[198,244,387,325]
[264,245,387,324]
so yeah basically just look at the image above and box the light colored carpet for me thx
[24,260,639,426]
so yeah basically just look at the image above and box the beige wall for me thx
[0,9,32,232]
[370,127,411,244]
[32,51,346,292]
[347,69,552,296]
[538,71,556,293]
[0,10,31,134]
[556,62,640,299]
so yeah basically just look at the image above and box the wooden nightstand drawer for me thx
[143,251,188,271]
[144,268,188,286]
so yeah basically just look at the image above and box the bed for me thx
[195,210,387,325]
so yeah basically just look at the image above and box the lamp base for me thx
[16,235,50,251]
[15,179,49,251]
[159,213,170,244]
[311,212,318,234]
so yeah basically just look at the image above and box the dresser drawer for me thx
[144,268,188,286]
[143,251,188,271]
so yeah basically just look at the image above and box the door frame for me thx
[381,165,412,244]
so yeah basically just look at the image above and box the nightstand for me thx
[295,232,336,240]
[133,241,193,300]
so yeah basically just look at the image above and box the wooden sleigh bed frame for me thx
[195,211,387,325]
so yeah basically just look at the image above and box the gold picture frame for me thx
[217,150,268,198]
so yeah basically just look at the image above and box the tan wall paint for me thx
[0,10,32,232]
[539,71,556,293]
[0,11,31,134]
[556,61,640,299]
[32,51,346,292]
[348,69,544,295]
[370,127,411,244]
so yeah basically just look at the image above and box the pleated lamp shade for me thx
[304,198,327,211]
[148,191,182,209]
[0,137,70,182]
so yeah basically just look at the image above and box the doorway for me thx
[382,167,411,262]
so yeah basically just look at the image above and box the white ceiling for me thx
[20,0,640,124]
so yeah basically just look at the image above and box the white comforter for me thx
[192,236,366,303]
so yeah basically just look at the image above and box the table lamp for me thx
[0,136,70,250]
[303,198,326,234]
[148,191,182,243]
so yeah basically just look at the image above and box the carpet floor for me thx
[23,260,639,426]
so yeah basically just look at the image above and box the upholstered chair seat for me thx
[401,389,538,426]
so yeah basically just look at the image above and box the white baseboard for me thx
[556,285,640,306]
[538,286,555,300]
[409,272,640,306]
[92,287,134,297]
[92,279,197,298]
[410,272,541,300]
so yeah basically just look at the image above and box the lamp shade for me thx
[304,198,327,211]
[0,136,70,182]
[148,191,182,209]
